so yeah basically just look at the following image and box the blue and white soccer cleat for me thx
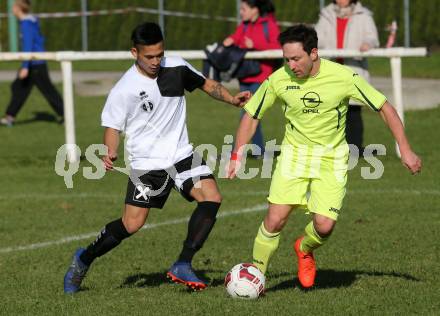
[63,248,89,294]
[166,261,207,291]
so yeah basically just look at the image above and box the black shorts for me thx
[125,154,214,209]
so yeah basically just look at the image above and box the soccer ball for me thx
[224,263,265,299]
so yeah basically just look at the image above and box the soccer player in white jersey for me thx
[64,22,251,293]
[227,24,422,288]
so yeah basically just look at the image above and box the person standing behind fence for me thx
[223,0,280,158]
[315,0,379,156]
[0,0,64,127]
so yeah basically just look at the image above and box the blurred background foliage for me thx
[0,0,439,51]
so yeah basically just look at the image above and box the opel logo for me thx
[301,92,322,108]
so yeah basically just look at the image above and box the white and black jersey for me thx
[101,56,206,170]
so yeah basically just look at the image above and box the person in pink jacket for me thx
[223,0,280,158]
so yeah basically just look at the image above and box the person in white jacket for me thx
[315,0,379,156]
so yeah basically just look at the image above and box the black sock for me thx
[178,201,221,263]
[80,218,131,266]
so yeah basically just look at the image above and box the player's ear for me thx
[310,48,318,62]
[130,47,138,59]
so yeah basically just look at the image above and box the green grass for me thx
[0,82,439,315]
[1,52,439,78]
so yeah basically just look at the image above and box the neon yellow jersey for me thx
[244,58,387,148]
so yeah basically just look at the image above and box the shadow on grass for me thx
[120,271,168,288]
[120,269,227,289]
[268,269,420,292]
[14,111,61,125]
[120,269,418,292]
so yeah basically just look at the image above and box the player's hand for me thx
[226,159,241,179]
[231,91,252,107]
[400,149,422,175]
[223,37,234,47]
[226,152,242,179]
[18,68,29,79]
[244,37,254,49]
[102,152,118,171]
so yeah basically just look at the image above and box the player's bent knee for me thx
[196,191,222,203]
[122,217,146,234]
[264,214,286,233]
[315,226,334,237]
[313,217,336,237]
[122,205,149,234]
[206,192,222,204]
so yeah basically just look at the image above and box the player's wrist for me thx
[229,95,236,105]
[230,152,242,161]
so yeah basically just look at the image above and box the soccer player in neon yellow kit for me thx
[227,24,422,288]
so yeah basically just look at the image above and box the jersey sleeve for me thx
[243,78,277,119]
[101,89,128,131]
[183,60,206,92]
[348,73,387,112]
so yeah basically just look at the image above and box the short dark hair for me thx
[15,0,31,13]
[332,0,358,3]
[242,0,275,15]
[278,24,318,54]
[131,22,163,46]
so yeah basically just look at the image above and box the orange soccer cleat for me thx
[294,237,316,288]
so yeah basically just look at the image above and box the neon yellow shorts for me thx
[267,153,348,221]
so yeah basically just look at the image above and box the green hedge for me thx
[0,0,439,51]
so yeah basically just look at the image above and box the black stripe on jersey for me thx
[335,107,342,129]
[354,84,379,112]
[157,66,205,97]
[252,88,268,119]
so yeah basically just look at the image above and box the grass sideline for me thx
[0,82,439,314]
[1,52,439,79]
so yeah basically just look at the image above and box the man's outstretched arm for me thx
[227,112,260,179]
[379,101,422,174]
[201,78,251,107]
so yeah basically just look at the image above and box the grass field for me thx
[0,81,439,315]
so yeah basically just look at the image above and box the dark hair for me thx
[131,22,163,46]
[332,0,358,4]
[242,0,275,15]
[16,0,31,13]
[278,24,318,54]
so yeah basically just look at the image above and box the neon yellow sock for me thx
[300,221,328,253]
[252,222,280,274]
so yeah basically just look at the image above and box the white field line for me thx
[0,188,439,200]
[0,203,267,254]
[0,189,438,253]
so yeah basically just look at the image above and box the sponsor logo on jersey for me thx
[286,85,300,91]
[301,91,322,114]
[329,207,340,214]
[142,101,154,112]
[139,91,154,112]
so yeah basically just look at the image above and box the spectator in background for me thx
[0,0,64,127]
[223,0,280,159]
[315,0,379,155]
